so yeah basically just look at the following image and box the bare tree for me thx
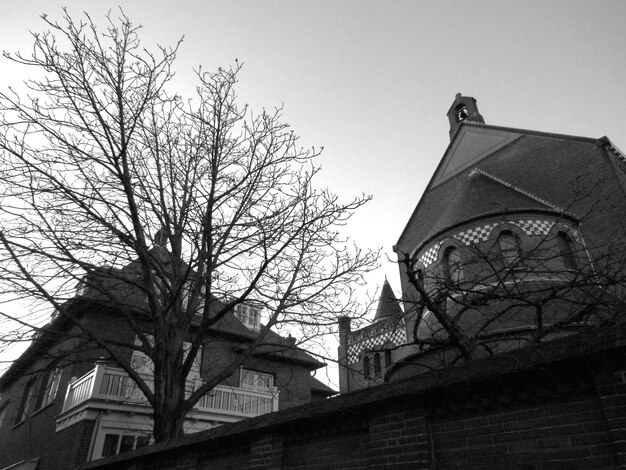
[0,11,377,441]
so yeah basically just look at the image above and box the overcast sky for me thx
[1,0,625,313]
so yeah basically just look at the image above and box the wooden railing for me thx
[61,364,279,418]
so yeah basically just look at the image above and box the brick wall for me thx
[0,365,97,470]
[80,336,626,470]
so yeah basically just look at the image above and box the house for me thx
[338,94,626,392]
[0,251,335,470]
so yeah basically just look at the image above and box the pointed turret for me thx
[373,278,403,321]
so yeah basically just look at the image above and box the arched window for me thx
[373,353,381,377]
[557,232,577,270]
[443,246,463,282]
[363,356,371,378]
[384,349,392,368]
[498,231,520,266]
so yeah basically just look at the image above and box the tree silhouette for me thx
[0,10,377,441]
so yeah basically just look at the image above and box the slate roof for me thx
[412,170,556,250]
[0,253,325,389]
[309,375,337,396]
[396,122,626,255]
[373,278,403,321]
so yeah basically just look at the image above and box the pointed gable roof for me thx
[432,124,521,187]
[395,122,610,256]
[373,278,403,321]
[412,169,556,249]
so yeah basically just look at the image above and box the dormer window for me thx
[182,283,205,314]
[235,303,261,332]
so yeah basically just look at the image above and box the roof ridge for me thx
[463,121,599,144]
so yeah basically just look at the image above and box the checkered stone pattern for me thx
[346,327,407,365]
[517,219,554,236]
[456,222,499,245]
[419,241,442,268]
[417,219,568,268]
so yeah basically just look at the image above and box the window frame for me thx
[131,336,202,379]
[557,231,578,270]
[101,432,152,458]
[497,230,522,267]
[240,368,274,390]
[0,402,8,430]
[14,377,35,425]
[33,366,62,412]
[363,356,371,378]
[443,245,464,283]
[384,349,392,368]
[373,353,382,377]
[234,303,261,332]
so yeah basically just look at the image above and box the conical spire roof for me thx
[374,278,403,321]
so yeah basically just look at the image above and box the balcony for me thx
[56,363,279,431]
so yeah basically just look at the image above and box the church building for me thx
[339,94,626,392]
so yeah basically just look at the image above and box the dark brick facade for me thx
[80,326,626,470]
[0,301,328,469]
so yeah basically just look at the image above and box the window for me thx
[557,232,577,270]
[373,353,382,377]
[443,246,463,282]
[235,304,261,331]
[241,369,273,390]
[76,275,89,296]
[131,336,155,376]
[384,350,392,368]
[181,283,205,313]
[34,367,62,411]
[363,356,371,378]
[15,378,35,424]
[0,403,8,430]
[498,231,521,266]
[101,432,151,458]
[131,336,201,380]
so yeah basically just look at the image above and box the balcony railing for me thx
[61,364,279,419]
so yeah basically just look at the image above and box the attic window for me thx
[235,304,261,332]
